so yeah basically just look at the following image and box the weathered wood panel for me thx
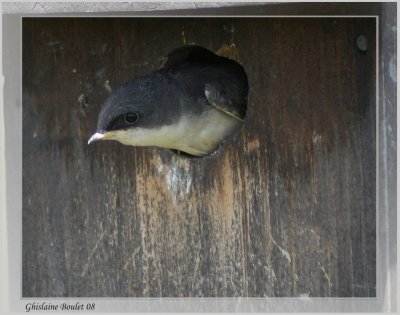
[22,18,376,297]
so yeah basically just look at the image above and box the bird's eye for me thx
[124,112,138,124]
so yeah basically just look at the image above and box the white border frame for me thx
[1,2,397,313]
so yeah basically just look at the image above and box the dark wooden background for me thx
[22,17,376,297]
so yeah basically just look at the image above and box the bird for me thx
[88,45,248,157]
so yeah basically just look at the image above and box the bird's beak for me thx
[88,132,106,144]
[88,129,128,145]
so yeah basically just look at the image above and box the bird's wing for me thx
[163,45,248,122]
[204,81,247,122]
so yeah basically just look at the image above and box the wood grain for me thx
[22,17,376,297]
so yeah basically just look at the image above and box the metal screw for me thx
[356,34,368,52]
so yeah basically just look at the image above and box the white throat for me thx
[112,108,242,156]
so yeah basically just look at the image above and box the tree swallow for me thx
[88,45,248,157]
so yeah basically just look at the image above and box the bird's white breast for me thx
[114,108,242,156]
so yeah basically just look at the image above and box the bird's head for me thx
[88,74,181,149]
[88,45,248,157]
